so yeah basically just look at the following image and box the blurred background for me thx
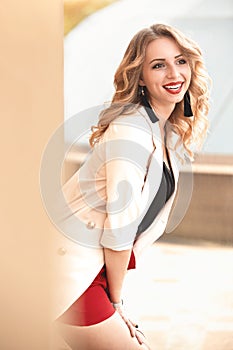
[1,1,231,349]
[61,1,233,349]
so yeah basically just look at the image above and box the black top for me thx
[136,153,175,235]
[136,101,175,235]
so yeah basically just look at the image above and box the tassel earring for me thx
[184,90,193,117]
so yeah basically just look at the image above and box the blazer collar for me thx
[140,95,159,123]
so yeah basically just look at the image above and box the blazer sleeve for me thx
[99,120,155,250]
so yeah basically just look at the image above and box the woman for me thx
[54,23,210,349]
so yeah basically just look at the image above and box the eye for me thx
[152,63,165,69]
[177,58,187,65]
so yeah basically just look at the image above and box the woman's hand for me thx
[104,248,150,347]
[113,303,145,346]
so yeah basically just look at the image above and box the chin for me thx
[177,96,185,103]
[167,96,184,104]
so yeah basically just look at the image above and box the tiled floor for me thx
[123,237,233,350]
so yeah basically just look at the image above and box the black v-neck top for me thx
[136,102,175,235]
[136,152,175,235]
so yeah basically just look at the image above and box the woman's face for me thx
[140,37,191,110]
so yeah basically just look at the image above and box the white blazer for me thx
[51,106,179,320]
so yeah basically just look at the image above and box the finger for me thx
[122,317,137,337]
[125,319,136,337]
[128,318,139,328]
[135,331,143,345]
[116,311,137,338]
[135,329,147,346]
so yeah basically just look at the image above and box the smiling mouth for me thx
[163,82,184,94]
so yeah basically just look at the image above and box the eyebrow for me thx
[149,54,183,64]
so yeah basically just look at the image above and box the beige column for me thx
[0,1,63,349]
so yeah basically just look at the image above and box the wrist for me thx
[109,290,122,305]
[111,299,123,309]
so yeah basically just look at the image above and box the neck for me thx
[150,101,175,128]
[150,103,174,144]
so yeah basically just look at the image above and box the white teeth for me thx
[164,84,182,90]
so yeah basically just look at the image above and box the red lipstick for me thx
[163,81,184,95]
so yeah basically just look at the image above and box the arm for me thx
[104,247,144,343]
[100,121,151,250]
[104,247,132,303]
[100,121,155,345]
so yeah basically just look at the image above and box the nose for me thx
[166,64,180,79]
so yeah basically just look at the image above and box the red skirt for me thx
[57,250,136,326]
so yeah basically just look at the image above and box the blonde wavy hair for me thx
[89,23,211,159]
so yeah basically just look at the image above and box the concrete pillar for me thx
[0,1,63,349]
